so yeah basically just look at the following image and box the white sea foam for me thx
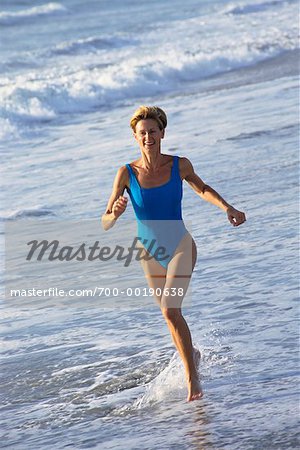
[223,0,285,16]
[134,352,186,408]
[132,344,236,408]
[51,35,138,56]
[0,38,296,130]
[0,0,297,140]
[0,2,66,25]
[52,362,110,379]
[1,205,56,221]
[0,117,18,141]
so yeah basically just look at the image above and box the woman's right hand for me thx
[112,195,128,219]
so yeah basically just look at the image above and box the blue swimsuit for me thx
[126,156,188,268]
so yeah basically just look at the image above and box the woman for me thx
[102,106,246,401]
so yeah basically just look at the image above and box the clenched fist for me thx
[112,195,128,219]
[227,206,246,227]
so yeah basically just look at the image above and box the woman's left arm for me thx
[180,157,246,227]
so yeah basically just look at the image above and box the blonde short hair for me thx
[130,106,167,132]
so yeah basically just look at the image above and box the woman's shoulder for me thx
[177,155,190,162]
[177,156,192,168]
[166,155,190,164]
[161,154,188,169]
[177,156,194,179]
[114,165,130,186]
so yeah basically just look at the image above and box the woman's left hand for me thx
[226,206,246,227]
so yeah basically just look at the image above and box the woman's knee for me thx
[161,307,182,324]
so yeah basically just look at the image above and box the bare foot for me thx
[186,348,203,401]
[187,376,203,401]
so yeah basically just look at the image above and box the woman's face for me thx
[134,119,164,152]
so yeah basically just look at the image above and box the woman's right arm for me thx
[101,166,128,231]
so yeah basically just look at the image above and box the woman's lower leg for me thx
[161,308,198,380]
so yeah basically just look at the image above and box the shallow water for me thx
[1,0,299,449]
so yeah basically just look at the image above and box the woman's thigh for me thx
[161,233,197,308]
[137,241,167,304]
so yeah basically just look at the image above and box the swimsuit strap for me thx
[171,155,180,182]
[125,163,137,188]
[125,163,134,177]
[126,164,133,175]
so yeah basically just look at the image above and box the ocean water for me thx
[1,0,299,449]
